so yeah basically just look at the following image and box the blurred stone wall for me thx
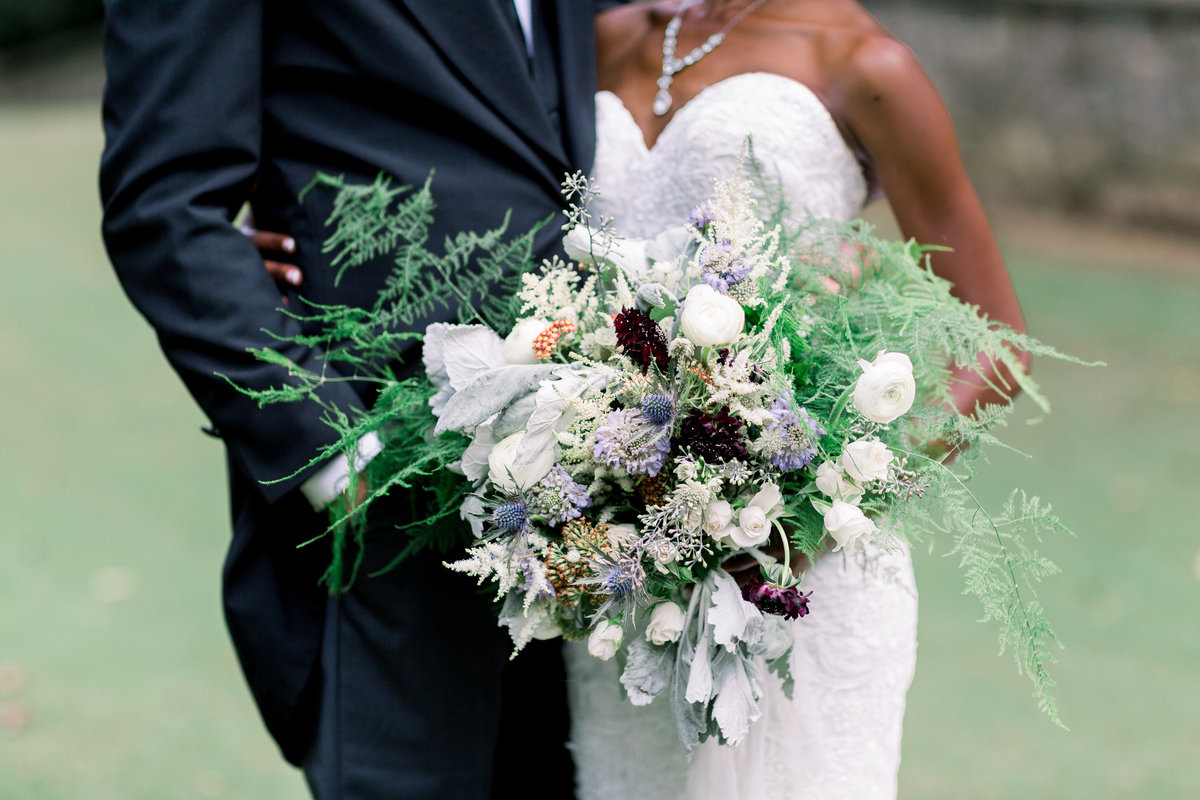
[865,0,1200,233]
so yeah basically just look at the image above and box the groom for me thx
[100,1,625,797]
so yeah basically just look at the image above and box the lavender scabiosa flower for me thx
[529,465,593,527]
[699,238,752,294]
[687,200,715,231]
[742,577,812,621]
[761,395,826,472]
[593,409,672,477]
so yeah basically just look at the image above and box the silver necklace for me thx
[653,0,771,116]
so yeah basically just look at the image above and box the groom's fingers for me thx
[264,259,303,288]
[241,225,296,255]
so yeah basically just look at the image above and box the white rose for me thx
[607,523,640,550]
[814,461,863,505]
[852,350,916,424]
[678,284,745,347]
[729,483,783,548]
[823,500,877,553]
[684,506,704,532]
[645,602,686,645]
[839,439,894,484]
[487,432,555,492]
[587,619,624,661]
[731,505,771,548]
[502,318,550,365]
[703,501,734,536]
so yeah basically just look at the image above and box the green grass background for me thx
[1,102,1197,798]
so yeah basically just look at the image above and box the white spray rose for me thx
[852,350,916,424]
[703,500,734,536]
[587,619,624,661]
[839,439,894,484]
[645,602,686,645]
[729,483,783,548]
[487,432,555,492]
[607,523,640,550]
[814,461,863,505]
[502,318,550,365]
[823,501,877,553]
[678,284,745,347]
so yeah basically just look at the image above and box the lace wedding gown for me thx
[565,73,919,800]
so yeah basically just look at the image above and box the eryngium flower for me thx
[640,393,675,426]
[593,409,672,477]
[742,577,812,621]
[492,501,530,533]
[614,307,670,373]
[679,406,749,462]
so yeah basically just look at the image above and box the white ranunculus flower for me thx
[678,284,745,347]
[852,350,916,424]
[645,602,686,645]
[840,438,894,484]
[823,500,877,553]
[703,500,734,536]
[814,461,863,505]
[587,619,624,661]
[502,318,550,365]
[487,432,555,492]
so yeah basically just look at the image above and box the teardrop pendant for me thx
[653,87,673,116]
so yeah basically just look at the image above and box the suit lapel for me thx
[398,0,569,171]
[550,0,599,173]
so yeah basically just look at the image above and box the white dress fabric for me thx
[565,73,919,800]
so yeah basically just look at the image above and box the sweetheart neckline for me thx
[597,72,848,154]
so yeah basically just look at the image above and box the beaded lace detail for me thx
[566,73,917,800]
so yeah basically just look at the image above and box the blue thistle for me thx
[492,501,529,533]
[640,394,675,426]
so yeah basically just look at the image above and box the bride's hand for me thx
[241,218,303,293]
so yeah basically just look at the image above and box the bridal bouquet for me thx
[236,168,1078,747]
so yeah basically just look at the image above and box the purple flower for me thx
[699,239,752,294]
[742,577,812,621]
[593,409,672,477]
[764,396,826,472]
[687,200,715,231]
[529,465,593,527]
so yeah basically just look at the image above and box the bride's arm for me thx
[838,35,1031,419]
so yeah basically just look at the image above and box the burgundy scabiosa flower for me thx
[614,307,670,373]
[742,577,812,621]
[678,406,750,463]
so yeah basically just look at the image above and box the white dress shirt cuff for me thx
[299,431,383,511]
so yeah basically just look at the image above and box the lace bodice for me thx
[591,72,869,235]
[566,73,917,800]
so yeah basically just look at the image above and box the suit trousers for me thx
[301,506,575,799]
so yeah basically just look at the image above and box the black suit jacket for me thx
[100,0,626,764]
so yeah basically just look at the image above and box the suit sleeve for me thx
[99,0,363,504]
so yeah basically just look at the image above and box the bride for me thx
[562,2,1029,799]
